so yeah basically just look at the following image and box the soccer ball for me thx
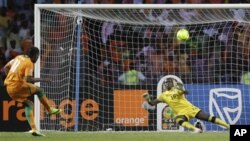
[176,29,190,41]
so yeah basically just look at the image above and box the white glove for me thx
[142,101,156,110]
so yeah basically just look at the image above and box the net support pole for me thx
[34,5,41,130]
[74,16,82,131]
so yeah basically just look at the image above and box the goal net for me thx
[34,4,250,132]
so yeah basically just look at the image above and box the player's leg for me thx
[36,88,62,114]
[195,111,230,129]
[29,84,61,115]
[174,115,201,132]
[6,85,44,136]
[23,100,45,136]
[23,100,36,131]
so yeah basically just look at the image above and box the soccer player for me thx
[3,47,61,136]
[143,78,230,133]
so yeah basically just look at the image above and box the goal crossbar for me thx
[35,4,250,9]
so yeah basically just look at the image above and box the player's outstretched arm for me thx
[143,93,161,106]
[25,76,51,83]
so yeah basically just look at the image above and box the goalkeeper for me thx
[143,78,230,133]
[2,47,62,136]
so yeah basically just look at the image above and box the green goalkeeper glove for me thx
[143,93,150,101]
[176,82,189,94]
[176,82,183,88]
[175,82,184,90]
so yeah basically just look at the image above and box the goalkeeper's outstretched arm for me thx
[175,82,189,95]
[143,93,161,106]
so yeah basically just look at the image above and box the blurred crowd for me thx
[92,20,250,86]
[1,0,250,87]
[0,0,35,86]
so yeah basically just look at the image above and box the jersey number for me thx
[10,59,21,73]
[171,94,177,100]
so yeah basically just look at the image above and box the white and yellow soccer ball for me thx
[176,29,190,41]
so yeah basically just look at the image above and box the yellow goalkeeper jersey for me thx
[158,87,200,117]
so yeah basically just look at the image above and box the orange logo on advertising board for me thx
[2,99,99,128]
[40,99,99,128]
[114,90,149,127]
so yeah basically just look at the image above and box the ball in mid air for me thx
[176,29,190,41]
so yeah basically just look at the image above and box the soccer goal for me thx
[34,4,250,132]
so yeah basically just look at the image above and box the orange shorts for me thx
[6,82,38,102]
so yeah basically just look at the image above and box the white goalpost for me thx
[34,4,250,132]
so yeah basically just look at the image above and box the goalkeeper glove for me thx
[142,101,156,110]
[176,82,185,90]
[176,82,189,94]
[143,93,150,101]
[176,82,183,88]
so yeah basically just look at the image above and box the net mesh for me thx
[36,5,250,131]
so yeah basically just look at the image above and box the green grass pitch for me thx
[0,131,229,141]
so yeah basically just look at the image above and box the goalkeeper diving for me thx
[143,78,230,133]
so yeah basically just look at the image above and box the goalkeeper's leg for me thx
[36,88,62,115]
[175,115,201,133]
[195,111,230,129]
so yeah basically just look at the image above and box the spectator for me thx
[101,22,114,45]
[118,63,146,85]
[177,48,192,83]
[5,40,22,60]
[0,7,10,29]
[241,71,250,85]
[147,50,164,79]
[109,39,125,63]
[18,20,30,40]
[191,53,210,83]
[6,25,21,54]
[179,9,198,23]
[98,59,117,86]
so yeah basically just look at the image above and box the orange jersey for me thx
[4,55,33,86]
